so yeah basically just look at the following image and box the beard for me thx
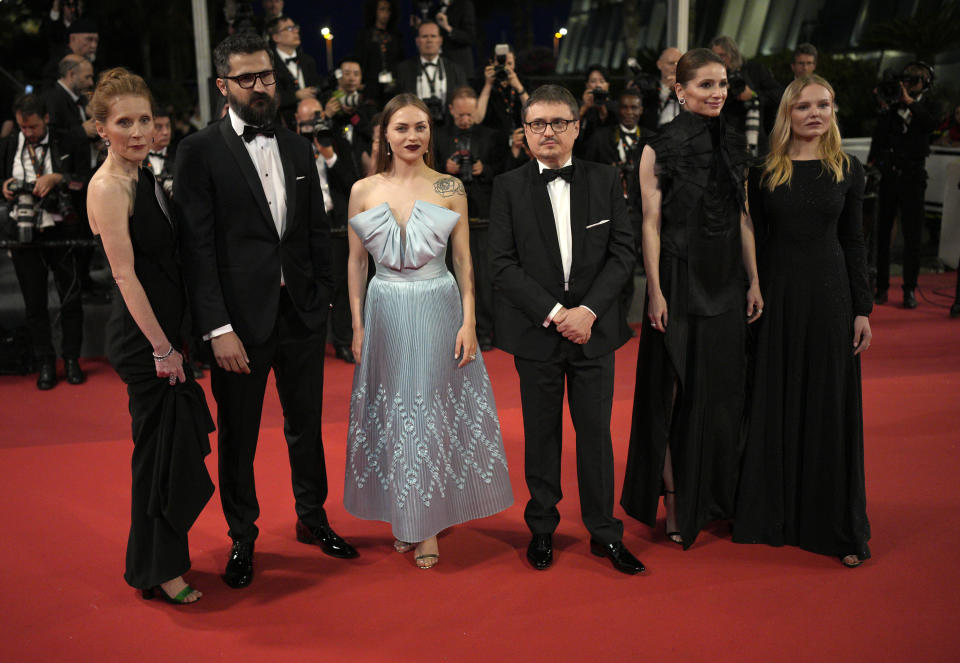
[228,89,278,127]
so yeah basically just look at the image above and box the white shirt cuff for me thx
[580,305,597,319]
[203,323,233,341]
[543,302,563,327]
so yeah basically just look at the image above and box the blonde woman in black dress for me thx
[734,75,872,567]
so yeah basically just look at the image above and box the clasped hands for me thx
[553,306,594,344]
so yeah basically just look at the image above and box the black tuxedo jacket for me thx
[0,130,88,182]
[43,83,86,143]
[174,118,333,346]
[488,158,635,361]
[583,124,654,167]
[395,56,468,106]
[272,49,322,129]
[434,123,506,219]
[320,133,360,230]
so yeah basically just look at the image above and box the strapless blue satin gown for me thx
[344,200,513,542]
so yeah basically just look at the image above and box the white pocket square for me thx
[296,175,306,181]
[585,219,609,229]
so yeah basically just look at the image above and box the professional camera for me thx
[8,180,41,244]
[451,149,473,184]
[424,96,445,123]
[302,111,335,147]
[876,71,904,107]
[591,88,608,104]
[494,43,510,82]
[727,70,747,99]
[626,58,659,95]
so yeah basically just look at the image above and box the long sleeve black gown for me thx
[103,169,215,589]
[734,158,872,561]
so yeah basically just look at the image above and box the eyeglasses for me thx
[279,24,300,32]
[222,70,277,89]
[524,118,576,134]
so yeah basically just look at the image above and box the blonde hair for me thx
[763,75,849,191]
[89,67,154,124]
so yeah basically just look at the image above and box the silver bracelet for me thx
[152,345,175,361]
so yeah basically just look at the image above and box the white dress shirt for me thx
[206,109,288,340]
[276,46,305,89]
[12,132,58,227]
[538,157,592,327]
[314,149,337,213]
[658,83,680,126]
[147,146,167,177]
[416,55,446,102]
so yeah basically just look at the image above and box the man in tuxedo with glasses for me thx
[488,85,644,575]
[175,32,357,591]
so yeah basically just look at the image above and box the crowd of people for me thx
[2,0,959,605]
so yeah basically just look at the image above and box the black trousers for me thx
[9,225,83,360]
[328,233,352,347]
[876,169,926,293]
[514,341,623,545]
[211,289,330,543]
[470,222,494,343]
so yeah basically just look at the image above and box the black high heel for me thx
[141,584,200,604]
[840,555,864,568]
[664,489,682,545]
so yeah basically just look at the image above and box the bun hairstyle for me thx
[375,93,435,174]
[675,48,726,88]
[89,67,154,124]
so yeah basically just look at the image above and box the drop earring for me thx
[386,143,392,155]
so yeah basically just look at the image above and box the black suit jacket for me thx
[43,83,86,143]
[0,130,88,182]
[488,159,635,361]
[437,0,476,75]
[319,133,360,230]
[174,117,333,346]
[395,56,468,107]
[272,49,323,129]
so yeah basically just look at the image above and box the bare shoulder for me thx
[432,174,465,199]
[88,171,134,202]
[349,174,382,206]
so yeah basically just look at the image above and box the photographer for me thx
[295,98,360,363]
[433,0,477,77]
[576,65,617,156]
[639,47,682,130]
[475,44,529,134]
[320,58,377,174]
[869,62,939,309]
[396,20,468,126]
[41,18,99,90]
[0,94,90,389]
[710,35,783,156]
[267,15,322,129]
[41,1,85,60]
[435,86,506,350]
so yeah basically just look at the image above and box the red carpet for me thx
[2,273,959,662]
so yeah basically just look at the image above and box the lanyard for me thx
[419,60,444,96]
[22,141,48,178]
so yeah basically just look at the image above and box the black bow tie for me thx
[283,56,298,65]
[242,125,276,142]
[422,61,438,68]
[541,164,574,184]
[149,151,165,158]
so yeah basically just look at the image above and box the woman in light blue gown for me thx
[344,94,513,569]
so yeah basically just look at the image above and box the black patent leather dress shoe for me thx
[590,540,645,575]
[36,360,57,390]
[296,519,358,558]
[223,540,254,588]
[526,533,553,570]
[903,289,918,309]
[64,358,85,385]
[334,345,356,364]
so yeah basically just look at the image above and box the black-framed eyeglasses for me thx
[524,118,576,134]
[222,70,277,89]
[279,24,300,32]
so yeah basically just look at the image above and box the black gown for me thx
[734,158,872,561]
[620,112,751,548]
[103,169,215,589]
